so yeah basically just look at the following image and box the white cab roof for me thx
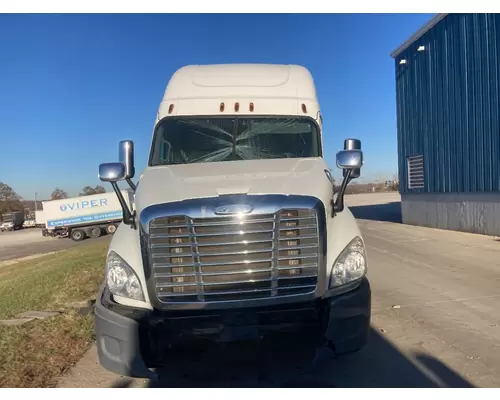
[158,64,320,120]
[163,64,317,101]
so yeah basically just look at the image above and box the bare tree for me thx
[51,188,69,200]
[0,182,23,216]
[80,185,106,196]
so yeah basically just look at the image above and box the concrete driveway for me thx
[58,192,500,387]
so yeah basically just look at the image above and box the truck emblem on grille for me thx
[214,204,253,215]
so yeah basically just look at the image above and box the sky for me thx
[0,13,435,200]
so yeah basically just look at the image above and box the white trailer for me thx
[35,210,46,228]
[42,191,134,241]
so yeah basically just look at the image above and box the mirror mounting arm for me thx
[110,182,136,229]
[125,178,137,192]
[332,169,352,216]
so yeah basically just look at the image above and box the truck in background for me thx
[23,219,36,228]
[41,191,134,241]
[0,211,25,232]
[95,64,371,379]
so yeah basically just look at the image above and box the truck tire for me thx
[71,229,85,241]
[106,224,117,234]
[90,227,102,239]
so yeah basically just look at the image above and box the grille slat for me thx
[279,224,317,231]
[154,264,319,279]
[157,284,317,298]
[150,227,275,239]
[150,215,315,229]
[149,208,319,304]
[151,217,276,229]
[151,238,274,249]
[151,243,318,259]
[152,247,275,259]
[153,258,273,269]
[153,255,318,269]
[157,277,276,288]
[278,234,317,241]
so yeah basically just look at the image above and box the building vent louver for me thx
[407,155,424,189]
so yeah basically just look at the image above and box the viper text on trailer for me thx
[41,191,133,241]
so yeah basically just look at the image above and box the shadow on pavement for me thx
[110,326,473,388]
[111,378,137,388]
[349,202,402,223]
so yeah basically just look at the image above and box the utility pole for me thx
[34,192,38,213]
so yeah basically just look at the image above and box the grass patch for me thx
[0,238,110,388]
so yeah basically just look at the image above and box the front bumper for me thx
[95,278,371,379]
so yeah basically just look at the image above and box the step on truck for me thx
[41,191,133,241]
[95,64,371,379]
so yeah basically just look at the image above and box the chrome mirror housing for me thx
[98,162,127,182]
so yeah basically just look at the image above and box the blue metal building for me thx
[391,13,500,236]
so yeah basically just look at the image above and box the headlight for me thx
[330,236,367,288]
[106,251,145,301]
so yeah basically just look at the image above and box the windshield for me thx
[149,117,321,166]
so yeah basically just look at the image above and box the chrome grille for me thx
[148,209,319,303]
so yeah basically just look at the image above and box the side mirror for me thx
[98,140,137,228]
[336,149,363,170]
[98,161,135,227]
[119,140,135,179]
[332,138,363,216]
[99,162,127,182]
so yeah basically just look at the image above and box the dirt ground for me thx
[49,192,500,387]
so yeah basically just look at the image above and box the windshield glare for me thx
[149,117,321,166]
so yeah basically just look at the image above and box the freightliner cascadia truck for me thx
[95,64,371,378]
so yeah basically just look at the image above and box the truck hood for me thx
[135,158,333,213]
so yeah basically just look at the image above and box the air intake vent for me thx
[407,154,424,189]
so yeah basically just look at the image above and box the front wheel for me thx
[71,229,86,241]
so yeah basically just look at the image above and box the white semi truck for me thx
[95,64,371,379]
[41,191,133,241]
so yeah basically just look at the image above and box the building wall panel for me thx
[395,13,500,194]
[401,192,500,236]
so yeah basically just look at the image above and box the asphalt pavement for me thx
[0,229,104,263]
